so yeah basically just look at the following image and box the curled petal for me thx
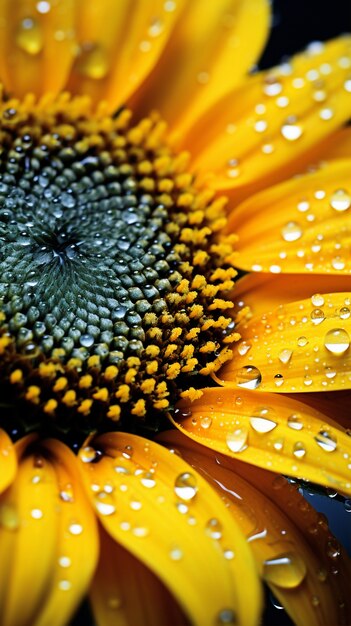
[159,430,351,626]
[78,432,262,626]
[0,430,16,494]
[221,292,351,393]
[171,387,351,495]
[228,159,351,275]
[0,436,98,626]
[91,525,188,626]
[183,37,351,195]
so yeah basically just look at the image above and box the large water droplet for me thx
[226,428,248,453]
[287,414,304,431]
[79,446,101,463]
[311,308,325,325]
[324,328,350,355]
[329,189,351,212]
[278,349,293,364]
[281,221,303,242]
[140,471,156,488]
[311,294,325,307]
[281,117,303,141]
[235,366,262,389]
[95,492,116,516]
[314,430,337,452]
[263,552,307,588]
[250,408,277,433]
[174,472,198,501]
[293,442,307,459]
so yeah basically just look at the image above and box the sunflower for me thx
[0,1,350,625]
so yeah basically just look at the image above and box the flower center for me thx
[0,93,237,440]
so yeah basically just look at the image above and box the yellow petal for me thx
[232,273,351,319]
[67,0,184,108]
[78,432,262,626]
[171,387,351,496]
[228,159,351,275]
[0,436,98,626]
[183,37,351,195]
[91,525,188,626]
[221,291,351,393]
[319,127,351,160]
[159,430,351,626]
[0,0,76,97]
[134,0,270,139]
[0,430,16,494]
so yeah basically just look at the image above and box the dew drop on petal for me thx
[278,349,293,364]
[58,556,71,568]
[0,504,20,530]
[274,374,284,387]
[140,471,156,488]
[314,430,337,452]
[217,609,237,625]
[297,336,308,347]
[68,522,83,535]
[226,428,248,453]
[339,307,350,320]
[287,414,304,431]
[311,294,325,307]
[324,328,350,355]
[293,442,306,459]
[311,308,325,325]
[79,446,101,463]
[326,538,341,559]
[235,365,262,389]
[200,416,212,430]
[263,552,307,588]
[174,472,198,501]
[281,221,303,242]
[250,408,277,433]
[330,189,351,212]
[169,546,183,561]
[77,43,109,80]
[206,517,223,539]
[281,117,303,141]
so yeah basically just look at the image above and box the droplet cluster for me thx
[0,93,236,434]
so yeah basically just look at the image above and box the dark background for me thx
[260,1,351,624]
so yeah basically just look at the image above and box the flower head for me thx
[0,2,350,626]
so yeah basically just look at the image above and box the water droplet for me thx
[226,428,248,453]
[140,471,156,488]
[319,107,334,120]
[36,1,51,14]
[324,366,337,379]
[324,328,350,355]
[297,336,308,347]
[317,567,328,582]
[281,221,303,242]
[77,43,109,79]
[273,438,285,451]
[68,522,83,535]
[169,546,183,560]
[281,117,303,141]
[235,365,262,389]
[95,492,116,516]
[174,472,198,501]
[79,334,94,348]
[339,307,350,320]
[331,256,346,271]
[293,442,306,459]
[287,414,304,431]
[263,552,307,588]
[58,556,71,568]
[314,430,337,452]
[60,485,74,502]
[311,308,325,325]
[250,408,277,433]
[217,609,237,625]
[223,549,235,560]
[326,538,341,559]
[206,518,223,539]
[344,499,351,513]
[79,446,101,463]
[200,416,212,430]
[263,76,283,96]
[311,294,325,307]
[31,508,43,519]
[278,349,293,364]
[274,374,284,387]
[122,445,133,459]
[237,340,251,356]
[58,579,71,591]
[16,18,43,55]
[330,189,351,212]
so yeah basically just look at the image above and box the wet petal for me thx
[135,0,270,137]
[0,430,16,494]
[231,273,351,319]
[171,387,351,495]
[0,0,76,96]
[228,159,351,275]
[183,37,351,195]
[0,436,98,626]
[67,0,184,108]
[159,430,351,626]
[221,291,351,393]
[78,432,262,626]
[91,525,188,626]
